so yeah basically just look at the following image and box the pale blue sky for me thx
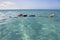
[0,0,60,9]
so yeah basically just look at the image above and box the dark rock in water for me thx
[23,15,27,17]
[18,14,27,17]
[18,14,23,17]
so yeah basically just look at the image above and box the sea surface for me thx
[0,9,60,40]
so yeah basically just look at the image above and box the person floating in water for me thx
[49,13,55,17]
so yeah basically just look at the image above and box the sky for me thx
[0,0,60,9]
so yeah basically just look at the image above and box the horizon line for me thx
[0,9,60,11]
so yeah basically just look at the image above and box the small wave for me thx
[0,12,9,19]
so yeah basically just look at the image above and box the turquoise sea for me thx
[0,9,60,40]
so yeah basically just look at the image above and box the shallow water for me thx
[0,9,60,40]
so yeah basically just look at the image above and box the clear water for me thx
[0,9,60,40]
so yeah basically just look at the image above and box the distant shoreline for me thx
[0,9,60,11]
